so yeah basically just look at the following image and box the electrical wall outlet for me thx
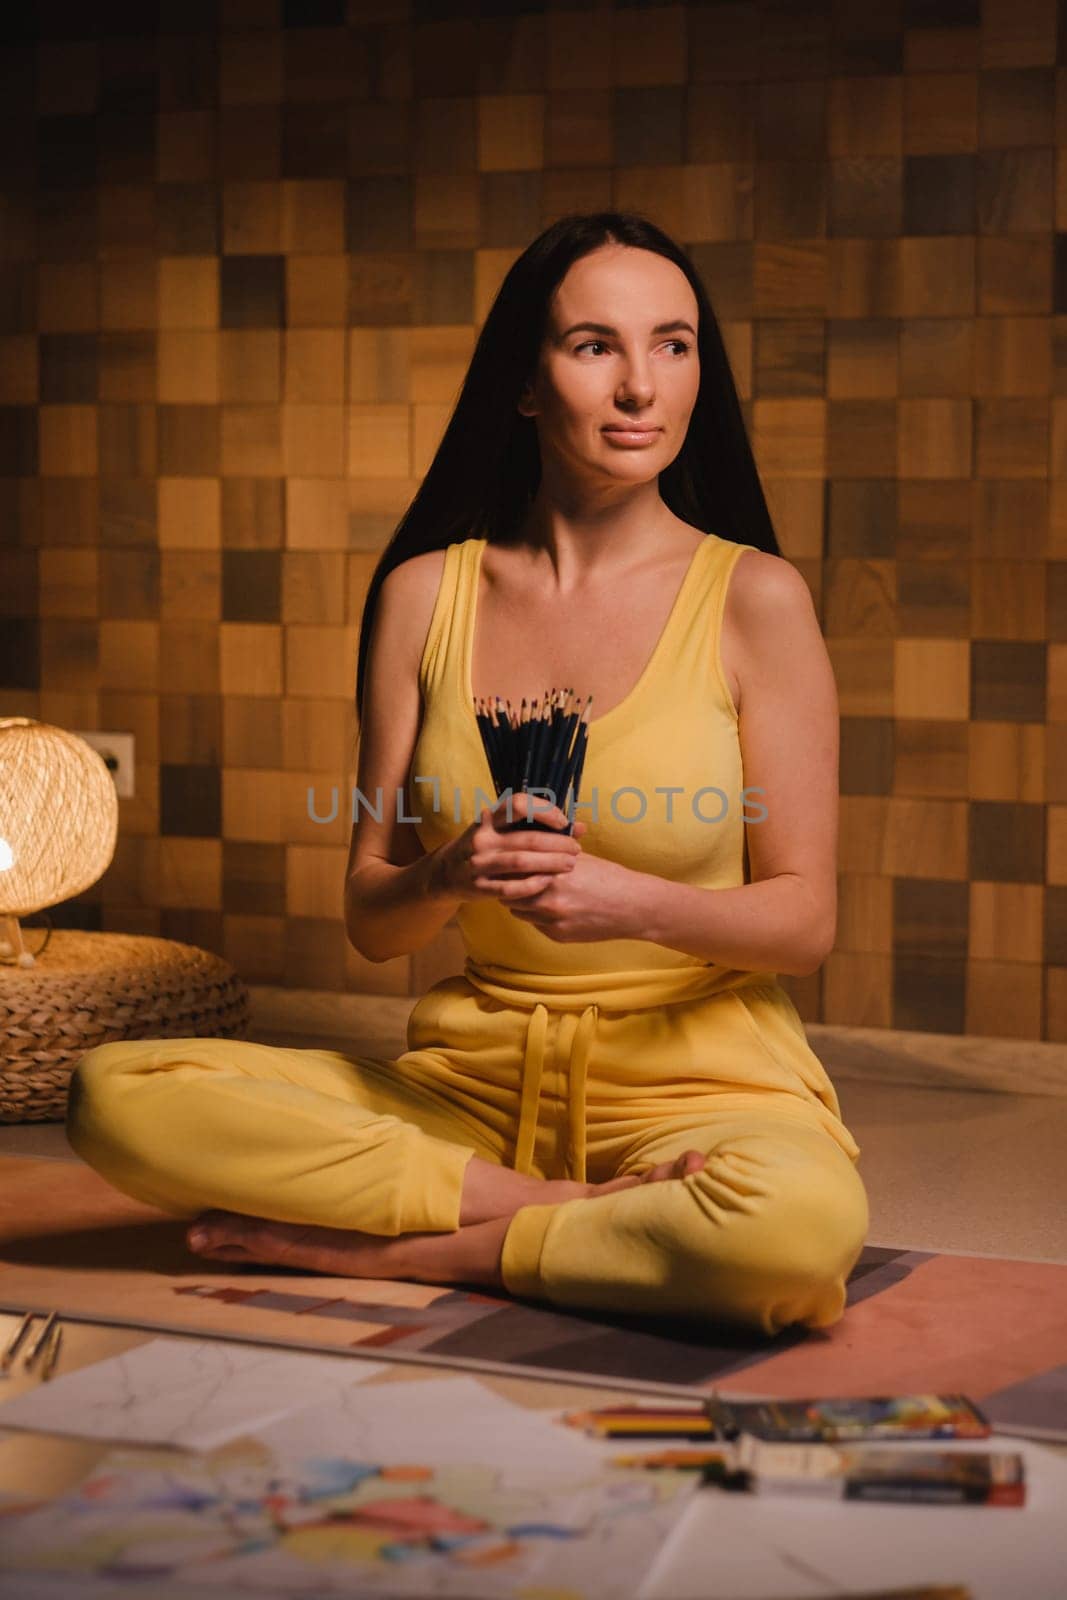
[72,731,135,798]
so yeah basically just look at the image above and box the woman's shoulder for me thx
[376,543,463,673]
[725,543,812,615]
[721,546,821,716]
[382,540,466,605]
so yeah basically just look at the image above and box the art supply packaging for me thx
[703,1393,991,1443]
[733,1436,1026,1507]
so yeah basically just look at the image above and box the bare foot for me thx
[185,1208,518,1289]
[184,1151,707,1271]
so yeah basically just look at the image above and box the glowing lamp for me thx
[0,717,118,968]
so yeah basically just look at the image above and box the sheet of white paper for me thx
[255,1372,635,1478]
[0,1337,389,1450]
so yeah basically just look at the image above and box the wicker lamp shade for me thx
[0,717,118,920]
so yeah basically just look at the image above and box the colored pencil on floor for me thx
[0,1310,35,1373]
[22,1310,59,1368]
[39,1322,62,1380]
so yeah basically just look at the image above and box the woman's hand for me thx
[507,845,638,944]
[429,791,586,904]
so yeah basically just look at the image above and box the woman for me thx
[68,211,868,1338]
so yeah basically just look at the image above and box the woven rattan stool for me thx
[0,930,250,1123]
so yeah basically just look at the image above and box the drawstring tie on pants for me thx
[514,1001,598,1183]
[462,956,772,1188]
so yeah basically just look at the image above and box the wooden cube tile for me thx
[161,547,221,620]
[972,639,1047,720]
[286,254,348,325]
[100,258,158,331]
[823,558,895,637]
[285,621,351,697]
[894,875,969,960]
[220,622,283,696]
[157,110,216,183]
[896,559,970,636]
[158,838,222,909]
[822,950,892,1027]
[976,397,1049,477]
[840,716,894,795]
[899,318,973,396]
[969,721,1045,802]
[157,620,220,697]
[836,872,894,953]
[827,238,900,318]
[894,718,970,797]
[222,841,286,918]
[545,89,613,168]
[220,329,282,403]
[282,550,345,624]
[281,694,348,771]
[158,689,221,763]
[827,399,898,477]
[222,181,284,255]
[282,477,345,550]
[897,479,974,560]
[98,332,157,403]
[898,398,973,477]
[221,476,284,548]
[223,693,284,767]
[282,403,344,475]
[979,236,1052,314]
[613,5,686,87]
[281,179,345,253]
[281,329,342,402]
[979,0,1057,69]
[346,402,410,477]
[477,94,544,172]
[750,398,825,477]
[223,913,285,982]
[157,477,220,550]
[285,842,348,917]
[39,547,97,617]
[36,263,98,333]
[895,638,970,719]
[38,405,97,476]
[220,404,284,476]
[970,558,1045,638]
[971,798,1045,882]
[159,257,220,329]
[827,76,902,158]
[827,479,896,558]
[826,636,895,716]
[223,766,285,843]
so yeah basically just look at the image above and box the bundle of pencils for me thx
[473,687,591,837]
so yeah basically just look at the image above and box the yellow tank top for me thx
[409,532,774,991]
[405,533,859,1170]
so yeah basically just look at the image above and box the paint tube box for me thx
[703,1393,991,1443]
[733,1436,1025,1506]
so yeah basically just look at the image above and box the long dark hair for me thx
[353,209,781,728]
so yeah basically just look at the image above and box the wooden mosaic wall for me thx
[2,0,1065,1041]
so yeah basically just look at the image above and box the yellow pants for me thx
[66,969,869,1339]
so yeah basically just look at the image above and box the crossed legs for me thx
[67,1037,868,1337]
[183,1148,709,1286]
